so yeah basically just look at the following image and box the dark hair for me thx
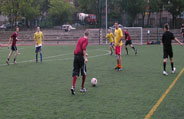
[115,21,118,24]
[164,23,169,30]
[84,30,89,36]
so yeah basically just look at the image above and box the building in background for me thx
[0,15,8,25]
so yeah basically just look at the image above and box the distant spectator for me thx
[180,24,184,43]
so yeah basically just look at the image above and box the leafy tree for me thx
[0,0,40,27]
[146,0,160,27]
[162,0,184,28]
[118,0,143,26]
[1,0,19,26]
[48,0,75,25]
[76,0,99,14]
[18,0,40,27]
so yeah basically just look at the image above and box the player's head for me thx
[164,23,169,31]
[124,27,127,32]
[15,26,19,32]
[114,22,119,29]
[108,29,111,33]
[84,30,89,38]
[37,27,40,32]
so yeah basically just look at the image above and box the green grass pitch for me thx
[0,45,183,119]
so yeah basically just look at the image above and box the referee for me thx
[162,24,183,76]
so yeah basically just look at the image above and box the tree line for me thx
[0,0,75,27]
[75,0,184,28]
[0,0,183,28]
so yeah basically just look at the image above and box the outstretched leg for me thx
[125,45,128,55]
[130,44,137,55]
[6,50,13,65]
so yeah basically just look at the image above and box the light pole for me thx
[105,0,108,44]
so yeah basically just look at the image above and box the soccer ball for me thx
[91,78,97,87]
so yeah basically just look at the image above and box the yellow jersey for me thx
[34,31,44,46]
[106,33,114,43]
[114,28,123,46]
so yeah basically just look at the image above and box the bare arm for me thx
[118,36,123,44]
[83,50,88,63]
[174,38,183,46]
[42,33,44,45]
[34,38,38,45]
[8,37,12,47]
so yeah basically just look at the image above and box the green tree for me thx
[1,0,19,26]
[162,0,184,28]
[48,0,75,25]
[76,0,99,14]
[1,0,40,27]
[118,0,143,26]
[146,0,160,27]
[18,0,40,27]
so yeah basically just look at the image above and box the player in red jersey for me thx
[124,28,137,55]
[6,27,21,65]
[71,30,89,95]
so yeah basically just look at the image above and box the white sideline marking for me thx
[0,48,110,67]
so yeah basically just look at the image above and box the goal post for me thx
[125,27,143,45]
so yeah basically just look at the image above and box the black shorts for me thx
[125,40,132,46]
[163,48,173,59]
[72,55,87,77]
[35,46,42,53]
[11,46,17,51]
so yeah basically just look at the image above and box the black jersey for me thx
[162,31,175,49]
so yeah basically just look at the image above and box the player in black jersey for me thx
[162,24,183,76]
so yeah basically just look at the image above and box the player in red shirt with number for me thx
[71,30,89,95]
[6,27,21,65]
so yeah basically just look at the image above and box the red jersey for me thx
[10,32,18,46]
[74,37,88,55]
[125,31,131,41]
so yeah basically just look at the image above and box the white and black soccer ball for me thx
[91,78,97,87]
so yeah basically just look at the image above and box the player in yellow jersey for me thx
[34,27,44,63]
[106,29,114,55]
[114,22,123,71]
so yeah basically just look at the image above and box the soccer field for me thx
[0,45,184,119]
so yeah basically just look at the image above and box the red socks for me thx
[82,75,86,89]
[73,75,86,89]
[72,76,77,88]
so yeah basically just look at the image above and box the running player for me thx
[6,26,21,65]
[106,29,114,55]
[114,22,123,71]
[162,24,183,76]
[124,28,137,55]
[34,27,44,63]
[71,30,89,95]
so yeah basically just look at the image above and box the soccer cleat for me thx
[80,88,87,93]
[171,67,176,74]
[71,87,75,95]
[6,60,9,65]
[163,71,168,76]
[110,52,113,56]
[135,49,137,55]
[117,68,122,71]
[114,67,119,70]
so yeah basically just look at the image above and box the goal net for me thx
[125,27,143,45]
